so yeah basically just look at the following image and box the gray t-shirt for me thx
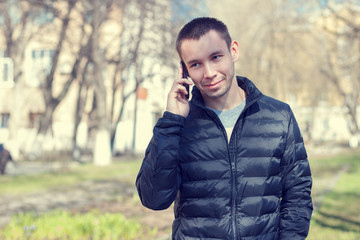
[209,100,246,142]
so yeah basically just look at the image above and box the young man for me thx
[136,17,313,240]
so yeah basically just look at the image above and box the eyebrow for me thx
[186,50,224,65]
[209,50,223,57]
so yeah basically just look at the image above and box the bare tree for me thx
[317,0,360,135]
[72,59,91,155]
[85,0,114,165]
[208,0,297,98]
[0,0,46,158]
[108,0,173,154]
[36,0,78,135]
[207,0,334,144]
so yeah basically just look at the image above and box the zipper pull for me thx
[231,162,236,171]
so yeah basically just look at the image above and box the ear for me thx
[230,40,239,62]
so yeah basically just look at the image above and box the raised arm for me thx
[136,68,191,210]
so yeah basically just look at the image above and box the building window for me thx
[28,49,55,87]
[0,58,14,88]
[0,113,10,128]
[29,112,43,129]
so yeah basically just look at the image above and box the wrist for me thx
[163,111,186,122]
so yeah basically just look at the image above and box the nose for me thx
[203,62,216,79]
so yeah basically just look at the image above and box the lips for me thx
[203,79,223,88]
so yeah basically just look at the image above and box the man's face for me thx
[180,30,239,101]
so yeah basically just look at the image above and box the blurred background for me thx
[0,0,359,239]
[0,0,359,162]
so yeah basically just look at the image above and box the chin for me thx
[205,88,229,99]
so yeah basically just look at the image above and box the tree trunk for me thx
[8,75,24,160]
[131,84,139,154]
[92,0,111,166]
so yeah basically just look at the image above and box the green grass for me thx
[1,210,157,240]
[0,159,142,196]
[308,149,360,240]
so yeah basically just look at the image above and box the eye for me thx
[190,63,200,68]
[213,55,222,60]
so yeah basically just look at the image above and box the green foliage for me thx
[0,210,157,240]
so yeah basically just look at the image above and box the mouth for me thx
[203,79,223,88]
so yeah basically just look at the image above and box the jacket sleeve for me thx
[135,111,184,210]
[280,110,313,240]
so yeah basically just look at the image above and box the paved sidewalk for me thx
[5,161,64,176]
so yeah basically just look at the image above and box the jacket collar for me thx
[190,76,263,108]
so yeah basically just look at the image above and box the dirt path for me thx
[312,163,351,210]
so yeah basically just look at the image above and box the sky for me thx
[171,0,209,24]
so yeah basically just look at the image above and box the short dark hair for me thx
[176,17,232,58]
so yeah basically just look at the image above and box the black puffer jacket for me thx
[136,76,313,240]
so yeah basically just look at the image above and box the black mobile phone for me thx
[181,61,190,99]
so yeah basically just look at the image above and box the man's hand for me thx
[166,67,193,118]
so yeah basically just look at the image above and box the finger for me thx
[171,81,187,95]
[175,77,193,86]
[177,83,189,97]
[171,78,191,92]
[169,80,188,99]
[178,65,183,79]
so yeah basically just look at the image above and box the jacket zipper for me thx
[230,150,237,240]
[230,115,244,240]
[205,109,239,239]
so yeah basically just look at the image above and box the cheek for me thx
[221,60,234,76]
[189,72,203,84]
